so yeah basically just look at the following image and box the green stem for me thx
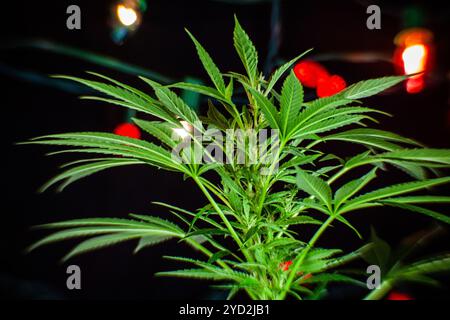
[193,176,258,300]
[327,167,349,184]
[278,215,335,300]
[256,140,286,217]
[200,177,233,209]
[364,280,392,300]
[193,176,253,263]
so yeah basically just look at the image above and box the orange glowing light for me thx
[117,4,138,26]
[401,44,428,93]
[393,28,433,94]
[394,28,433,48]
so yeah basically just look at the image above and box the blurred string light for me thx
[393,28,434,94]
[114,122,141,139]
[112,0,148,44]
[391,4,434,94]
[303,4,440,96]
[114,120,193,140]
[293,60,347,98]
[111,0,147,136]
[117,5,138,26]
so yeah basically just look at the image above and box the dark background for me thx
[1,0,449,299]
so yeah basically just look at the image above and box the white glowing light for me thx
[173,128,189,138]
[402,44,427,75]
[117,5,138,26]
[173,121,193,138]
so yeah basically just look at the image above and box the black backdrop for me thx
[1,0,449,299]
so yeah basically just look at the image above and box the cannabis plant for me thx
[25,17,450,300]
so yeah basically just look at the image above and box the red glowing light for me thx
[114,122,141,139]
[405,76,425,94]
[387,292,414,300]
[316,75,347,98]
[293,61,329,88]
[293,60,346,97]
[279,260,293,271]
